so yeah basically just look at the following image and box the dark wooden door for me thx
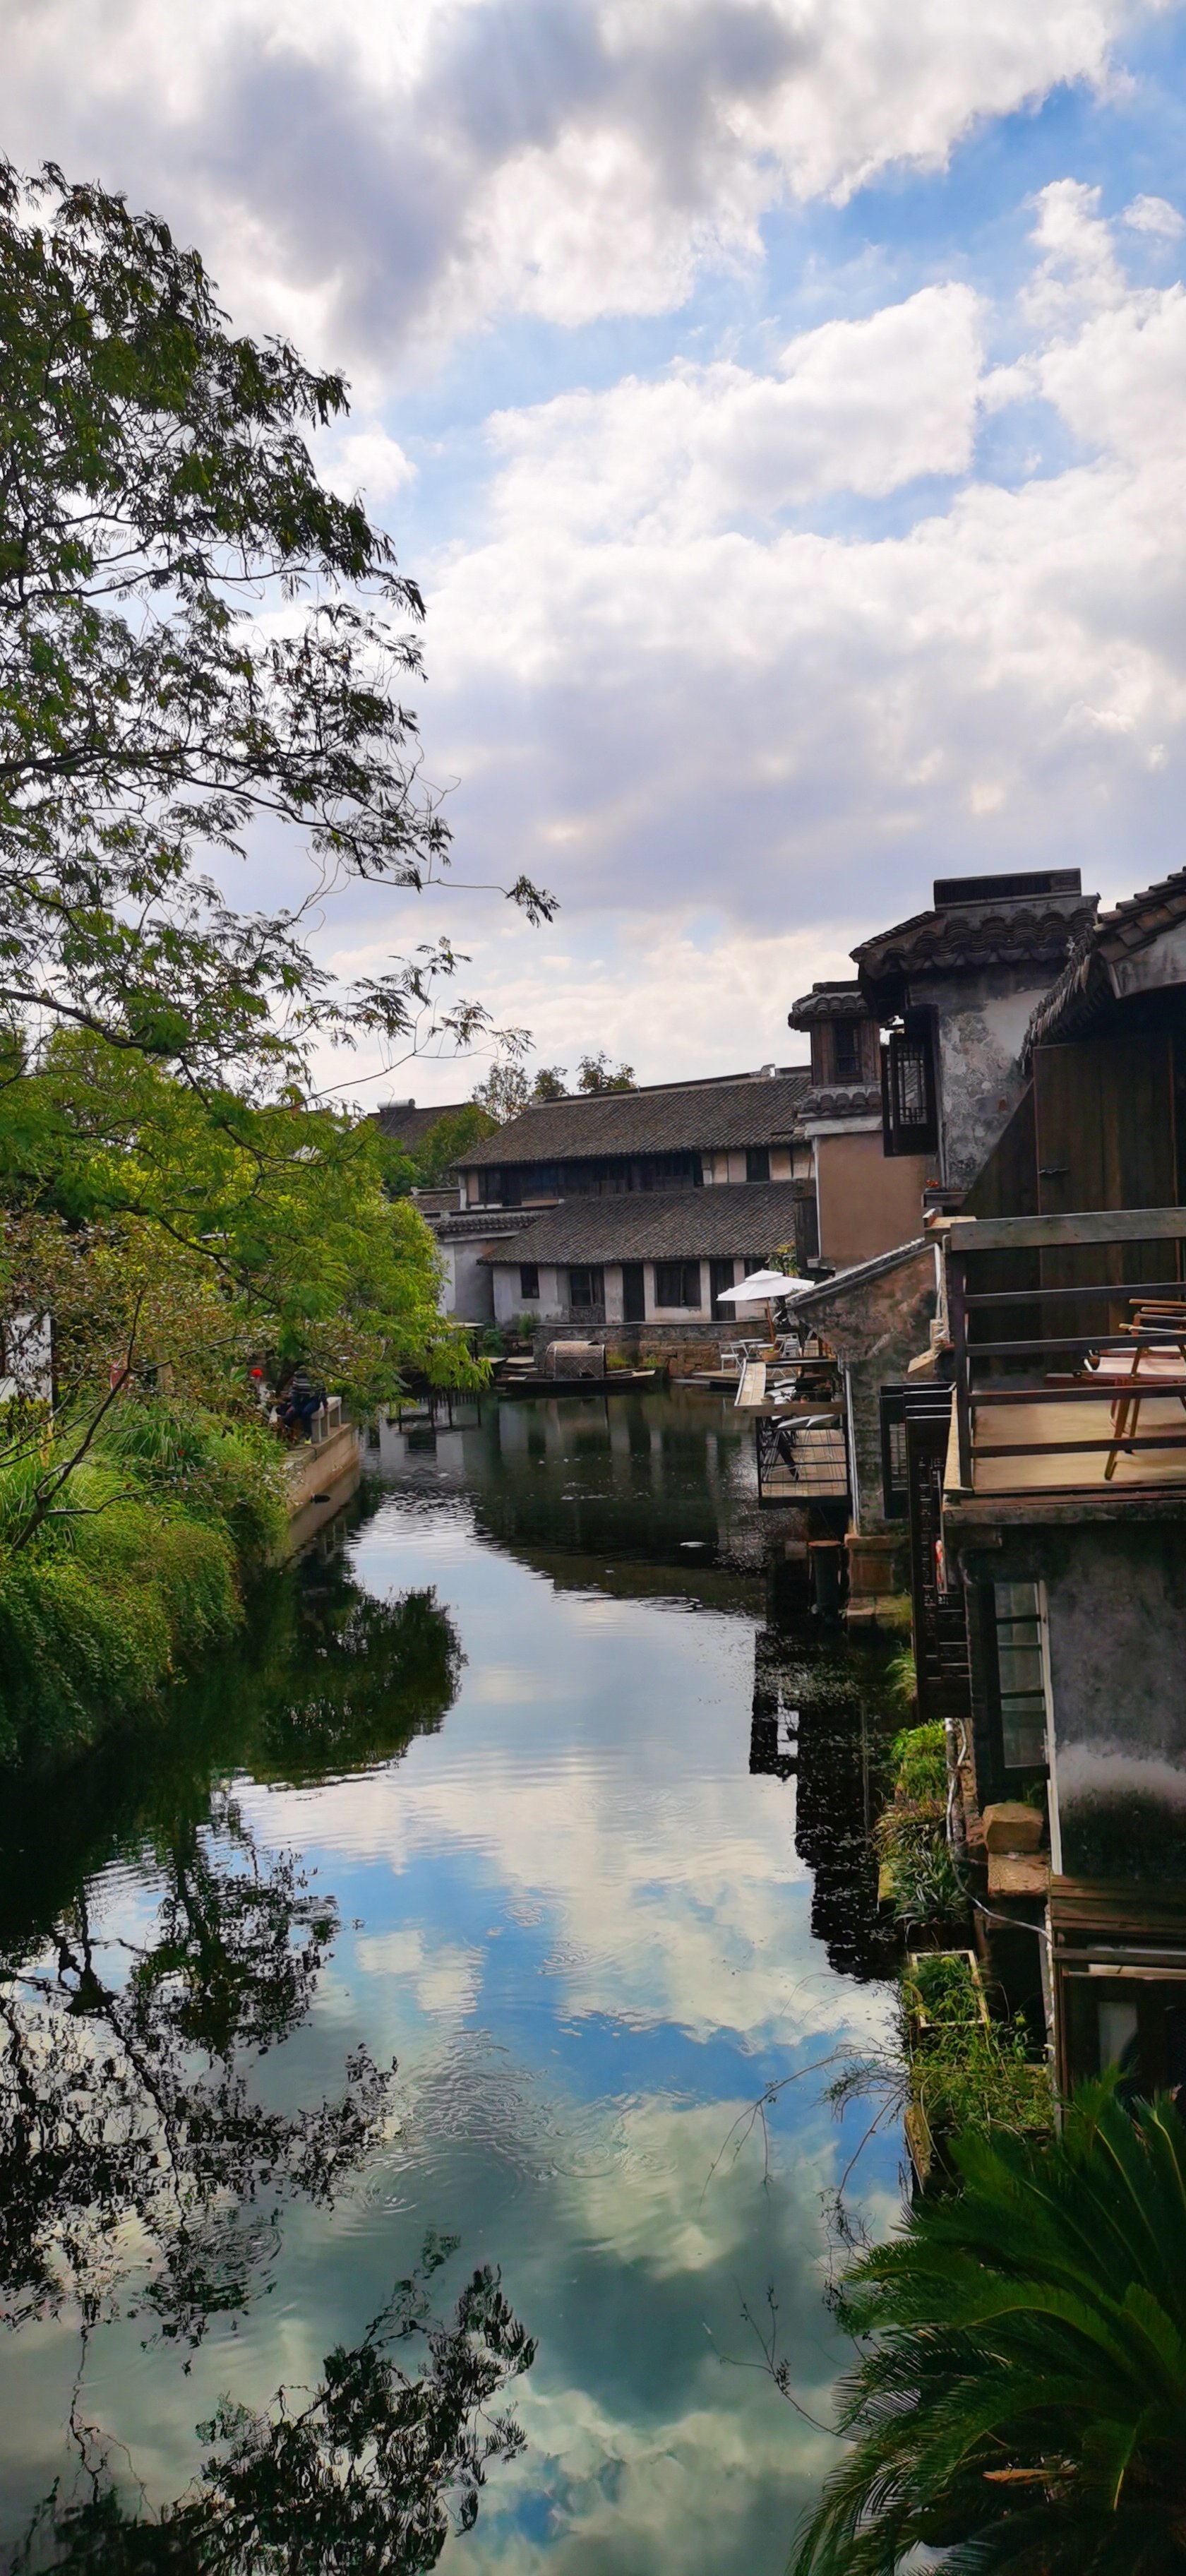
[1033,1035,1179,1325]
[621,1262,645,1323]
[709,1258,735,1320]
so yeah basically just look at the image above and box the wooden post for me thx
[948,1250,973,1489]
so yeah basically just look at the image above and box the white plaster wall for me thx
[448,1240,495,1322]
[491,1263,520,1324]
[770,1145,793,1179]
[604,1264,625,1323]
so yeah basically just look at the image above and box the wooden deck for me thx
[958,1390,1186,1496]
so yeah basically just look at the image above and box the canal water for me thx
[0,1389,902,2571]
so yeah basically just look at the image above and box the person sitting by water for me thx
[276,1366,325,1442]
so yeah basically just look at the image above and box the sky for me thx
[8,0,1186,1102]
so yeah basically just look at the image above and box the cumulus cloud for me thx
[1,0,1166,362]
[381,184,1186,1042]
[316,424,417,504]
[482,286,983,544]
[1124,191,1185,237]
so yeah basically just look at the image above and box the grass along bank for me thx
[0,1397,287,1768]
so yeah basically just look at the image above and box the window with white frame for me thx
[993,1581,1049,1771]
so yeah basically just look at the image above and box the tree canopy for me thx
[0,158,551,1098]
[471,1050,635,1121]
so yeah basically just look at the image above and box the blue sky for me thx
[9,0,1186,1097]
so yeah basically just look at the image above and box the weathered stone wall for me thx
[926,969,1054,1190]
[790,1241,937,1558]
[531,1320,742,1371]
[959,1518,1186,1881]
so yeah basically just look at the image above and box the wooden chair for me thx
[1099,1299,1186,1480]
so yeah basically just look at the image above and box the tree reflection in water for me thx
[13,2240,535,2574]
[0,1545,534,2568]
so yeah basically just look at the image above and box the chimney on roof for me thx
[932,869,1082,910]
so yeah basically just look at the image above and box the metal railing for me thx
[945,1205,1186,1493]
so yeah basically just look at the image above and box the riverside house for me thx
[916,866,1186,2097]
[762,870,1104,1613]
[457,1068,816,1335]
[373,1097,522,1323]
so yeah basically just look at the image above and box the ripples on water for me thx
[0,1389,904,2572]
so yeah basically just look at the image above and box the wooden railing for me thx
[945,1207,1186,1493]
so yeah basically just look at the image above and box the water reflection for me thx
[0,1393,902,2574]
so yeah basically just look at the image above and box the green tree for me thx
[575,1051,635,1093]
[470,1060,568,1120]
[409,1103,498,1188]
[793,2083,1186,2576]
[0,160,552,1097]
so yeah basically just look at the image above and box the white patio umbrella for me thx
[717,1270,803,1302]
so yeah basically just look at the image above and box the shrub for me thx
[791,2082,1175,2576]
[883,1641,918,1709]
[0,1397,282,1765]
[890,1719,947,1801]
[0,1491,241,1765]
[102,1397,287,1562]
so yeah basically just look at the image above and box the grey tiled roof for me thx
[462,1069,810,1168]
[789,1237,931,1311]
[798,1083,882,1121]
[480,1181,810,1265]
[431,1208,525,1241]
[373,1100,474,1150]
[854,890,1096,1007]
[1024,864,1186,1056]
[788,981,869,1025]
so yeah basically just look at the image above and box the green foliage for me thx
[469,1050,632,1118]
[0,158,551,1097]
[575,1051,635,1093]
[102,1397,287,1558]
[909,1950,982,2024]
[412,1103,497,1185]
[885,1644,918,1715]
[887,1834,964,1926]
[0,1399,289,1761]
[875,1723,960,1924]
[0,1490,240,1765]
[0,1046,482,1454]
[903,1957,1053,2147]
[891,1719,946,1801]
[792,2083,1186,2576]
[876,1792,962,1929]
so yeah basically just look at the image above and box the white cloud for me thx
[1022,177,1127,321]
[354,1924,482,2015]
[316,424,417,505]
[1124,191,1185,237]
[370,183,1186,1033]
[482,287,983,546]
[1,0,1168,361]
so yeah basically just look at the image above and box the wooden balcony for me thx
[945,1205,1186,1508]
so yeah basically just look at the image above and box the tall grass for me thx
[0,1398,288,1767]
